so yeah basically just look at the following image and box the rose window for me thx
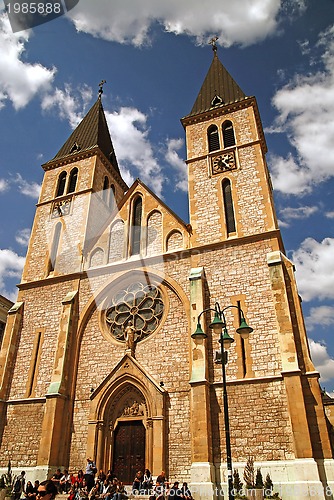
[105,282,164,342]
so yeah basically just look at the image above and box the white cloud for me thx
[0,248,25,302]
[0,178,8,192]
[277,218,289,228]
[309,339,334,383]
[15,173,41,198]
[279,204,318,221]
[325,211,334,219]
[106,107,165,196]
[15,228,31,247]
[269,26,334,195]
[269,154,312,196]
[165,138,187,192]
[0,12,55,109]
[305,306,334,332]
[292,237,334,301]
[67,0,302,48]
[41,84,93,129]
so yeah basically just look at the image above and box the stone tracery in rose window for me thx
[105,282,164,342]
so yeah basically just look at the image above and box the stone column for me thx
[152,416,164,476]
[96,422,105,470]
[37,290,78,468]
[267,248,334,499]
[188,268,215,500]
[0,302,24,442]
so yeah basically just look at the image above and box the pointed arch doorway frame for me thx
[87,355,166,480]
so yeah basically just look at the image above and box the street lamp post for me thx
[191,302,253,500]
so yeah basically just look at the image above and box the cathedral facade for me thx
[1,49,334,499]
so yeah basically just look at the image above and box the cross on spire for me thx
[209,36,219,52]
[98,80,106,98]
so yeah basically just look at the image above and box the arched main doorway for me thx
[87,354,165,478]
[113,420,145,483]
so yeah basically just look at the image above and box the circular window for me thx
[105,282,164,343]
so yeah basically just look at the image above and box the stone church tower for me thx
[1,49,333,499]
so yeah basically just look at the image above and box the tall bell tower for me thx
[182,43,334,498]
[22,88,127,284]
[181,42,278,247]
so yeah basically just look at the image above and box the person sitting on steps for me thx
[132,471,143,495]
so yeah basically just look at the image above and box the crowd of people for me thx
[131,470,192,500]
[12,460,193,500]
[11,474,58,500]
[51,460,193,500]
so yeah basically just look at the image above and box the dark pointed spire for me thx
[45,95,120,175]
[186,46,246,118]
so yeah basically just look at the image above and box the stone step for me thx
[127,496,151,500]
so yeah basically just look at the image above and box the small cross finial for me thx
[98,80,106,98]
[209,36,219,52]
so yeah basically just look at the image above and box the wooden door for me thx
[112,420,145,484]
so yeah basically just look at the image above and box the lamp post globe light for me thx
[191,302,253,500]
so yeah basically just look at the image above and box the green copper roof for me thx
[47,97,120,174]
[188,51,246,117]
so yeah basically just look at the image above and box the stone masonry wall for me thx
[200,239,282,383]
[1,402,45,467]
[9,280,75,399]
[211,379,295,463]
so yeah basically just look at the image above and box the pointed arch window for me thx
[48,222,62,274]
[67,167,78,193]
[109,184,116,210]
[222,179,236,235]
[130,196,142,256]
[103,176,109,204]
[208,125,220,152]
[56,172,67,197]
[222,121,236,148]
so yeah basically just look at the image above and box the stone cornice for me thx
[42,147,128,191]
[185,140,263,165]
[3,397,46,405]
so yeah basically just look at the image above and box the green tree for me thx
[233,469,243,496]
[255,468,264,489]
[264,473,273,497]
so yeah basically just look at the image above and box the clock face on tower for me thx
[212,151,236,174]
[51,198,71,218]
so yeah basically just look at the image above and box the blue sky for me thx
[0,0,334,391]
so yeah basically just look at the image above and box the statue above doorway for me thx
[123,321,136,357]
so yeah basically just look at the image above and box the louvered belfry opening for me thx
[56,171,67,197]
[223,121,236,148]
[68,167,78,193]
[222,179,236,234]
[208,125,220,152]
